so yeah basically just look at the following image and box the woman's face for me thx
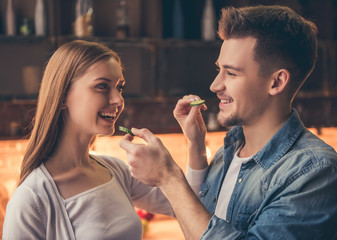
[63,58,125,136]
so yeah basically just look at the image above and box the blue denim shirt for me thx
[200,110,337,240]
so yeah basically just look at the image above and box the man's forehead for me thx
[219,38,256,59]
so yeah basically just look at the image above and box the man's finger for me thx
[119,134,136,152]
[131,128,157,143]
[175,98,193,110]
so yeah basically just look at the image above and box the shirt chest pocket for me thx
[234,208,258,232]
[199,182,224,214]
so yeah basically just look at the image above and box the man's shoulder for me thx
[264,132,337,189]
[294,128,337,164]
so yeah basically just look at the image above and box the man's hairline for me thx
[220,35,277,78]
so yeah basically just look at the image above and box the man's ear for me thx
[268,69,290,96]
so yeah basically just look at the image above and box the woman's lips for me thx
[98,111,117,123]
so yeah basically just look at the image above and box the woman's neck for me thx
[45,129,94,171]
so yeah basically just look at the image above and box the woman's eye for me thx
[96,83,109,90]
[117,84,125,93]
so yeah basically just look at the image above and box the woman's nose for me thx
[109,90,124,106]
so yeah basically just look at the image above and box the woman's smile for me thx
[98,110,118,123]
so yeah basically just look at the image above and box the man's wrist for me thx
[159,167,186,193]
[188,140,206,154]
[188,139,208,170]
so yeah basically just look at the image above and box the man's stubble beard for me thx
[217,111,244,128]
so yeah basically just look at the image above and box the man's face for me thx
[210,37,271,128]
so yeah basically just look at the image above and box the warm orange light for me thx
[0,128,336,238]
[1,128,337,197]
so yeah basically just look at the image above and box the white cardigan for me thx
[3,155,174,239]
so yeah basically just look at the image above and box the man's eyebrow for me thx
[215,61,243,72]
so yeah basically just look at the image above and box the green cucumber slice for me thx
[118,126,134,136]
[190,99,205,106]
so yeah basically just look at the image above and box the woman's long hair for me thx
[18,40,121,186]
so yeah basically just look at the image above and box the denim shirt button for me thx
[226,219,230,223]
[238,178,243,183]
[213,198,217,203]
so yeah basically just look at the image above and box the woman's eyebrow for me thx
[94,77,112,82]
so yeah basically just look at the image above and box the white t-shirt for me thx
[64,176,142,240]
[214,150,251,219]
[186,147,251,220]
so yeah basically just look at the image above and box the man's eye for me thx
[227,71,236,76]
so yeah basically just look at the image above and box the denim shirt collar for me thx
[224,109,305,170]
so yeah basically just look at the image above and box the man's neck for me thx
[239,110,291,158]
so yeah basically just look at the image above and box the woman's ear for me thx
[61,101,67,110]
[268,69,290,96]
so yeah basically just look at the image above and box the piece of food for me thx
[190,99,205,106]
[118,126,134,136]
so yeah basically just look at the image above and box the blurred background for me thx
[0,0,336,136]
[0,0,336,238]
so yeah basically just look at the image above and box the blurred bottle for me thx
[73,0,94,37]
[35,0,47,36]
[20,18,33,36]
[207,112,219,131]
[10,121,23,136]
[172,0,184,39]
[116,0,129,39]
[201,0,216,41]
[0,8,2,34]
[6,0,16,36]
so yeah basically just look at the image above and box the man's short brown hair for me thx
[218,5,318,95]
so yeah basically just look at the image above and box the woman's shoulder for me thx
[9,167,48,205]
[3,167,49,239]
[5,168,48,223]
[91,154,134,193]
[92,154,128,170]
[91,155,131,180]
[18,165,51,190]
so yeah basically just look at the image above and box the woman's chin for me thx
[97,128,115,136]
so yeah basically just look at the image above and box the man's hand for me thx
[174,95,209,170]
[119,127,212,239]
[119,128,184,187]
[173,95,207,143]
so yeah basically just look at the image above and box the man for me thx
[120,5,337,239]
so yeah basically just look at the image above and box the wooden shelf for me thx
[0,35,51,43]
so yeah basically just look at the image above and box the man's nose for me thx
[210,73,225,93]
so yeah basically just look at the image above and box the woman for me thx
[2,40,173,239]
[0,184,8,237]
